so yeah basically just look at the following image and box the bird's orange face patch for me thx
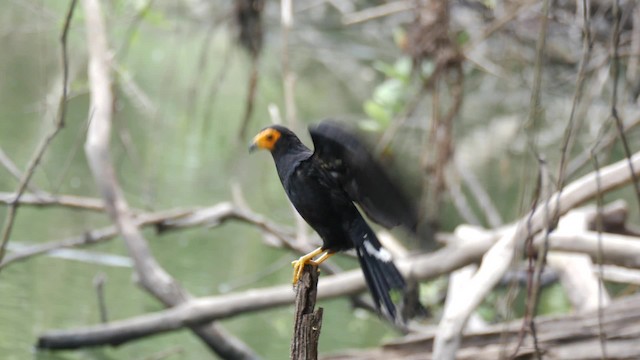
[251,128,282,151]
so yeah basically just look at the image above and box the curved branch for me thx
[80,0,258,358]
[0,201,300,271]
[35,248,464,349]
[0,208,194,269]
[0,0,77,269]
[433,151,640,359]
[0,192,106,212]
[36,222,640,350]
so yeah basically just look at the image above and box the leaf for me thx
[363,100,390,127]
[373,79,404,107]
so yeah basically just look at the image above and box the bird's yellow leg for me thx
[291,247,325,284]
[310,251,335,266]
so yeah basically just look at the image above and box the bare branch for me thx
[610,0,640,212]
[0,148,45,194]
[342,1,414,26]
[547,207,610,313]
[0,192,105,212]
[441,265,487,333]
[433,151,640,360]
[0,0,77,269]
[463,0,538,53]
[0,199,311,271]
[456,160,503,227]
[35,202,640,349]
[445,167,482,226]
[597,265,640,285]
[0,208,192,269]
[547,250,610,312]
[290,265,323,360]
[35,246,475,349]
[80,0,258,357]
[324,293,640,359]
[281,0,298,129]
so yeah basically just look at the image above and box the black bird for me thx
[249,122,419,324]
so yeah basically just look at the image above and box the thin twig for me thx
[432,150,640,360]
[0,148,45,194]
[455,159,503,227]
[566,118,640,179]
[514,159,542,358]
[187,19,217,123]
[94,273,108,323]
[238,58,260,139]
[80,0,259,357]
[342,1,414,26]
[117,0,156,61]
[610,0,640,213]
[0,0,77,269]
[201,44,234,133]
[554,0,594,217]
[0,208,191,269]
[463,0,538,53]
[591,1,609,357]
[591,151,609,359]
[0,200,311,271]
[445,167,482,226]
[35,223,640,349]
[113,63,158,120]
[0,192,106,212]
[518,0,552,356]
[281,0,298,129]
[52,103,91,193]
[58,0,76,129]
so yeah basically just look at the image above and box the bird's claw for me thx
[291,258,318,284]
[290,247,326,285]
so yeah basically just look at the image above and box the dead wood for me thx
[323,293,640,360]
[77,0,258,358]
[34,213,640,350]
[291,265,323,360]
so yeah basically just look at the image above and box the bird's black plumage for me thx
[250,122,417,323]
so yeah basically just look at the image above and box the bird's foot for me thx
[291,248,335,285]
[291,257,319,285]
[291,247,325,284]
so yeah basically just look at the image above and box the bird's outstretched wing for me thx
[309,121,419,232]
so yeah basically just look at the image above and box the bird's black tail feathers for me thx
[350,218,407,325]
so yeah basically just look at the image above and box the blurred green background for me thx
[1,0,639,359]
[0,2,401,358]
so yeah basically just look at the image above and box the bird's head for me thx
[249,125,298,153]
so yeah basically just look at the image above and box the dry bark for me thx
[291,265,323,360]
[434,150,640,360]
[73,1,259,358]
[35,218,640,349]
[324,293,640,360]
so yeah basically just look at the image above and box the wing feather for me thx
[309,121,419,232]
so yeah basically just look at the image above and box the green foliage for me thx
[420,277,447,307]
[537,283,572,315]
[477,283,572,323]
[456,30,470,46]
[362,56,439,131]
[362,57,412,130]
[139,7,169,27]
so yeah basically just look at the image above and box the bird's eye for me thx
[266,134,274,141]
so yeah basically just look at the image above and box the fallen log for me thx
[324,293,640,360]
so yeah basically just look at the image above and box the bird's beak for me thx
[248,142,258,153]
